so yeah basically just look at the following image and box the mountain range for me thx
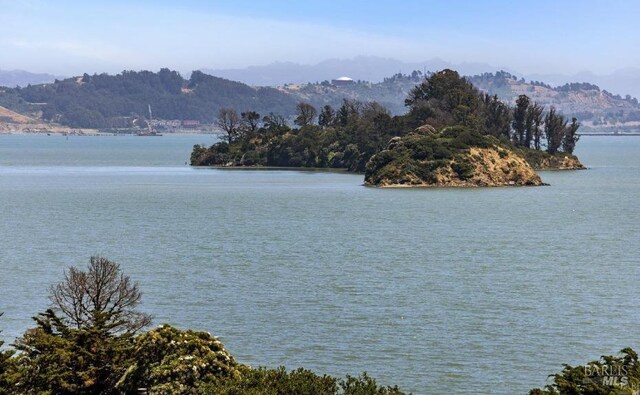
[1,65,639,134]
[203,56,504,87]
[4,56,639,100]
[0,69,60,87]
[204,56,640,99]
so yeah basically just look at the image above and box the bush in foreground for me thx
[1,257,408,394]
[530,348,640,395]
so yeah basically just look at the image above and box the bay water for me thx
[0,134,639,394]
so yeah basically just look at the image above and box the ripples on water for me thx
[0,134,639,394]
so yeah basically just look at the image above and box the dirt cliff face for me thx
[364,132,545,187]
[447,147,543,187]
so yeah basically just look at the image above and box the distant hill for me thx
[277,73,423,116]
[203,56,502,87]
[204,56,640,100]
[280,71,640,133]
[525,68,640,100]
[467,71,640,133]
[0,69,298,129]
[0,69,60,88]
[1,67,639,133]
[0,105,34,124]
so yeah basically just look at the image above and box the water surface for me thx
[0,134,639,394]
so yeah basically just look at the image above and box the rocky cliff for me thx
[364,127,544,187]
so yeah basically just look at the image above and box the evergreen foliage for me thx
[193,69,582,174]
[0,69,297,128]
[0,258,409,394]
[529,348,640,395]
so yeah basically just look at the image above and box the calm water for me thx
[0,134,639,394]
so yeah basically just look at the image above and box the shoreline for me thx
[195,165,352,173]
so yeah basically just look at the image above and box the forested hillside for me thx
[0,69,297,129]
[284,71,640,133]
[1,68,639,133]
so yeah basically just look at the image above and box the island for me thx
[191,69,584,187]
[364,125,544,187]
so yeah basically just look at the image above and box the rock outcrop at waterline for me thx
[521,150,585,170]
[364,126,544,187]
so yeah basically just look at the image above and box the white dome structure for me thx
[331,76,355,86]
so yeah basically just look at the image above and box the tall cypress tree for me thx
[512,95,530,146]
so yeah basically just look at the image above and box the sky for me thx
[1,0,639,77]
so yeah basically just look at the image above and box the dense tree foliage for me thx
[529,348,640,394]
[193,69,582,173]
[13,309,135,394]
[294,102,317,127]
[116,325,241,393]
[194,97,401,172]
[563,117,581,154]
[0,69,297,128]
[0,313,15,395]
[0,258,408,394]
[512,94,530,146]
[545,107,568,155]
[8,257,151,394]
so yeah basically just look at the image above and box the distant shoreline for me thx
[6,130,638,136]
[0,131,218,136]
[580,133,640,136]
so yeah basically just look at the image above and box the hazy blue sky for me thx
[1,0,638,76]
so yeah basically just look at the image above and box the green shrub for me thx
[529,348,640,395]
[116,325,240,394]
[433,145,453,160]
[451,160,474,180]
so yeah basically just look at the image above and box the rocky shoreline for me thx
[363,127,582,188]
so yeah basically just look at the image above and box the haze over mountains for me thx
[3,56,640,100]
[0,69,60,88]
[2,66,639,134]
[203,56,502,87]
[204,56,640,99]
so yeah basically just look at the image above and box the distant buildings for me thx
[331,76,355,86]
[150,119,181,129]
[108,117,204,130]
[181,120,201,129]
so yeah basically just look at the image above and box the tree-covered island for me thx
[191,69,583,187]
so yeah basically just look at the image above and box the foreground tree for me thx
[50,255,151,333]
[201,368,405,395]
[116,324,241,393]
[0,313,16,395]
[14,256,151,394]
[530,348,640,394]
[3,258,409,394]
